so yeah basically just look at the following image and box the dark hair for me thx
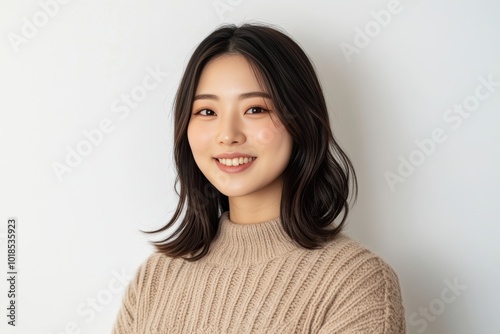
[143,23,358,261]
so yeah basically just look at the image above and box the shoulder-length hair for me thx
[143,23,358,262]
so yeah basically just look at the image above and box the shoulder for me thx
[129,252,179,293]
[133,251,169,277]
[321,233,403,295]
[322,233,400,279]
[317,233,406,332]
[141,251,171,269]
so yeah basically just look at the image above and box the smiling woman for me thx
[112,23,406,333]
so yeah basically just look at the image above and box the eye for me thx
[246,106,268,114]
[194,108,215,116]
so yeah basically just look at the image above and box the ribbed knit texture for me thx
[112,212,406,333]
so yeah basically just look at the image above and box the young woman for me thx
[113,23,406,333]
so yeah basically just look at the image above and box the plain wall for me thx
[1,0,499,333]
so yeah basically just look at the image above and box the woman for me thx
[113,23,406,333]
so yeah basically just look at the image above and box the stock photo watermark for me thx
[46,269,132,334]
[46,244,151,334]
[51,65,170,183]
[6,218,18,327]
[213,0,242,21]
[385,73,499,192]
[409,277,467,333]
[7,0,72,54]
[340,0,408,64]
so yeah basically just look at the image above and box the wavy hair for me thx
[143,23,358,261]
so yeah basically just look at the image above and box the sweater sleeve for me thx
[111,254,154,334]
[317,256,407,334]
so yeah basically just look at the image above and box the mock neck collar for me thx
[200,211,298,267]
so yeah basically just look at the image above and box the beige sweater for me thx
[112,211,406,333]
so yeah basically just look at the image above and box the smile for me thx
[217,157,256,166]
[214,157,257,174]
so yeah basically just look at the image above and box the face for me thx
[187,54,293,201]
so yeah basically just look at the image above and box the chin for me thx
[217,186,256,198]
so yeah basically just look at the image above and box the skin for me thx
[187,54,293,224]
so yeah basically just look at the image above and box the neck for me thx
[228,176,283,224]
[200,211,297,266]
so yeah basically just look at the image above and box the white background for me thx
[1,0,499,333]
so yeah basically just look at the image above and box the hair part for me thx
[142,23,358,261]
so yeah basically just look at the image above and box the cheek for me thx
[253,122,291,151]
[254,127,277,146]
[187,123,210,154]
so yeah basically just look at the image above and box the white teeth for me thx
[218,157,255,166]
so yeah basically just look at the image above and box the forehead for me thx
[196,54,264,94]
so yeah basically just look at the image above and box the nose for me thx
[217,114,246,145]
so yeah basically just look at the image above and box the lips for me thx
[217,157,256,166]
[214,152,255,159]
[214,157,256,173]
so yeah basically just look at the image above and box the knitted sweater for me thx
[112,211,406,333]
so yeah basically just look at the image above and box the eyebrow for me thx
[193,91,271,101]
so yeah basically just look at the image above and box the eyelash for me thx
[193,106,269,116]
